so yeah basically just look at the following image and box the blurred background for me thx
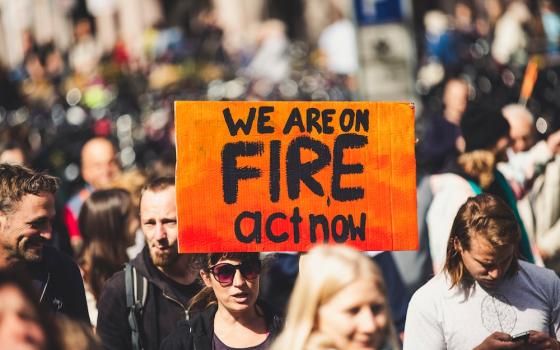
[0,0,559,193]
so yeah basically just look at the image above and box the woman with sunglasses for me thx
[160,252,282,350]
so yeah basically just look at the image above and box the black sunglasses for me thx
[209,260,261,285]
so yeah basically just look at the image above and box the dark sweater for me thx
[160,303,283,350]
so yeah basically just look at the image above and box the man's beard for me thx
[1,235,45,264]
[149,241,179,268]
[17,235,45,262]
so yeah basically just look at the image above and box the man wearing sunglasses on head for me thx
[97,177,201,350]
[161,252,283,350]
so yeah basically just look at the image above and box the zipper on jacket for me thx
[39,273,51,303]
[162,290,187,314]
[162,291,197,350]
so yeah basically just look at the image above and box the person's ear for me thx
[200,270,212,287]
[453,238,463,254]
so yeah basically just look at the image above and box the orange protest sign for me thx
[175,101,417,253]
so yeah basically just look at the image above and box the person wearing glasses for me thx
[270,245,400,350]
[160,252,282,350]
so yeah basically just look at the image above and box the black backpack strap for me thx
[125,263,148,350]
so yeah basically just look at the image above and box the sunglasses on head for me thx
[209,260,261,285]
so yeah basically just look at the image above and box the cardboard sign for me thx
[175,101,417,252]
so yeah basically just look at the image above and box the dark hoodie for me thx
[159,303,283,350]
[97,247,201,350]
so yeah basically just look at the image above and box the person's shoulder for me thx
[518,260,558,282]
[407,273,454,327]
[97,269,127,314]
[103,269,126,292]
[430,173,471,193]
[43,246,79,273]
[514,261,560,302]
[411,272,449,302]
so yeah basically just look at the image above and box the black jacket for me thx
[27,245,89,323]
[159,303,283,350]
[97,247,201,350]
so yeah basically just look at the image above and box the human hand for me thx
[537,246,550,261]
[508,180,526,200]
[474,332,524,350]
[526,331,560,350]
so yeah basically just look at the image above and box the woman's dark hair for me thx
[444,194,520,290]
[0,268,62,350]
[78,188,133,301]
[188,253,261,312]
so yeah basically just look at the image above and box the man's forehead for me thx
[82,139,115,161]
[9,192,55,214]
[140,187,176,210]
[141,186,175,200]
[469,235,513,258]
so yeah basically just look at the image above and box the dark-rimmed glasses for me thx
[209,260,261,285]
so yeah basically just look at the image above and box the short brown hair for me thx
[0,164,59,213]
[444,194,520,289]
[139,176,175,210]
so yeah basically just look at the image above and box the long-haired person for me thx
[404,194,560,349]
[160,253,282,349]
[271,245,399,350]
[78,188,136,326]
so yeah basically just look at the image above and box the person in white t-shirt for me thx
[404,193,560,350]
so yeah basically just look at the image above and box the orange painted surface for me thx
[175,101,417,252]
[520,58,538,102]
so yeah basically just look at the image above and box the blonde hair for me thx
[444,194,520,290]
[457,150,496,189]
[270,245,399,350]
[110,169,147,209]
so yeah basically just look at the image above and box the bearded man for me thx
[97,177,200,350]
[0,164,89,321]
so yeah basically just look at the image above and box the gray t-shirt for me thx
[404,261,560,350]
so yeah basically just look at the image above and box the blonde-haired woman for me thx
[270,245,399,350]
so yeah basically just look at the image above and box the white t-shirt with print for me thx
[404,261,560,350]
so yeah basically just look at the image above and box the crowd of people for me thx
[2,157,559,350]
[2,0,560,350]
[0,161,403,350]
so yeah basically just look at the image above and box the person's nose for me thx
[154,222,167,240]
[232,269,245,287]
[40,222,52,241]
[357,307,377,334]
[487,267,500,280]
